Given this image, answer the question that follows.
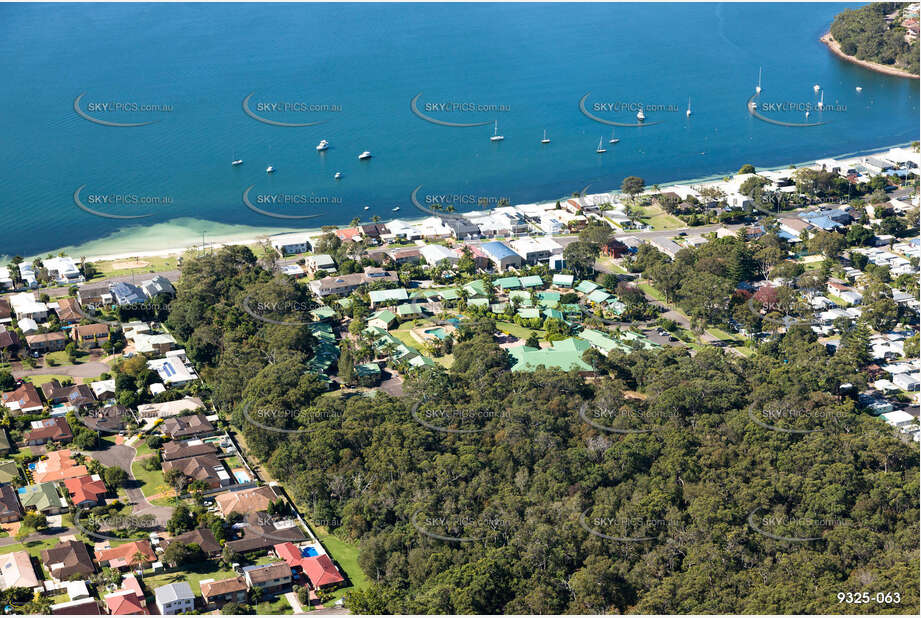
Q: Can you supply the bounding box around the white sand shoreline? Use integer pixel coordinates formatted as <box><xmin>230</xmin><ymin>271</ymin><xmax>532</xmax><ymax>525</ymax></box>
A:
<box><xmin>23</xmin><ymin>141</ymin><xmax>914</xmax><ymax>266</ymax></box>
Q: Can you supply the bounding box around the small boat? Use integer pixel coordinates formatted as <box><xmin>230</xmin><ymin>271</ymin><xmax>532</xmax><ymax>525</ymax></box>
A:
<box><xmin>541</xmin><ymin>129</ymin><xmax>550</xmax><ymax>144</ymax></box>
<box><xmin>686</xmin><ymin>97</ymin><xmax>692</xmax><ymax>117</ymax></box>
<box><xmin>756</xmin><ymin>67</ymin><xmax>762</xmax><ymax>94</ymax></box>
<box><xmin>636</xmin><ymin>107</ymin><xmax>645</xmax><ymax>122</ymax></box>
<box><xmin>813</xmin><ymin>84</ymin><xmax>821</xmax><ymax>93</ymax></box>
<box><xmin>856</xmin><ymin>86</ymin><xmax>862</xmax><ymax>93</ymax></box>
<box><xmin>266</xmin><ymin>166</ymin><xmax>275</xmax><ymax>174</ymax></box>
<box><xmin>316</xmin><ymin>140</ymin><xmax>329</xmax><ymax>151</ymax></box>
<box><xmin>595</xmin><ymin>137</ymin><xmax>607</xmax><ymax>154</ymax></box>
<box><xmin>358</xmin><ymin>151</ymin><xmax>372</xmax><ymax>160</ymax></box>
<box><xmin>363</xmin><ymin>205</ymin><xmax>370</xmax><ymax>210</ymax></box>
<box><xmin>231</xmin><ymin>159</ymin><xmax>243</xmax><ymax>166</ymax></box>
<box><xmin>490</xmin><ymin>119</ymin><xmax>504</xmax><ymax>142</ymax></box>
<box><xmin>817</xmin><ymin>90</ymin><xmax>824</xmax><ymax>110</ymax></box>
<box><xmin>608</xmin><ymin>129</ymin><xmax>620</xmax><ymax>144</ymax></box>
<box><xmin>334</xmin><ymin>172</ymin><xmax>343</xmax><ymax>179</ymax></box>
<box><xmin>805</xmin><ymin>110</ymin><xmax>810</xmax><ymax>119</ymax></box>
<box><xmin>392</xmin><ymin>206</ymin><xmax>400</xmax><ymax>212</ymax></box>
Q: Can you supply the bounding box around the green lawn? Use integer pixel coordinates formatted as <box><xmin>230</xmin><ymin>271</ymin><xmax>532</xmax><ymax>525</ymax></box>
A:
<box><xmin>139</xmin><ymin>560</ymin><xmax>239</xmax><ymax>597</ymax></box>
<box><xmin>23</xmin><ymin>374</ymin><xmax>75</xmax><ymax>386</ymax></box>
<box><xmin>130</xmin><ymin>459</ymin><xmax>168</xmax><ymax>498</ymax></box>
<box><xmin>639</xmin><ymin>205</ymin><xmax>684</xmax><ymax>230</ymax></box>
<box><xmin>45</xmin><ymin>349</ymin><xmax>89</xmax><ymax>366</ymax></box>
<box><xmin>312</xmin><ymin>528</ymin><xmax>367</xmax><ymax>603</ymax></box>
<box><xmin>495</xmin><ymin>321</ymin><xmax>545</xmax><ymax>341</ymax></box>
<box><xmin>92</xmin><ymin>255</ymin><xmax>180</xmax><ymax>279</ymax></box>
<box><xmin>0</xmin><ymin>536</ymin><xmax>62</xmax><ymax>558</ymax></box>
<box><xmin>254</xmin><ymin>597</ymin><xmax>294</xmax><ymax>615</ymax></box>
<box><xmin>637</xmin><ymin>283</ymin><xmax>666</xmax><ymax>302</ymax></box>
<box><xmin>706</xmin><ymin>327</ymin><xmax>744</xmax><ymax>344</ymax></box>
<box><xmin>391</xmin><ymin>322</ymin><xmax>454</xmax><ymax>368</ymax></box>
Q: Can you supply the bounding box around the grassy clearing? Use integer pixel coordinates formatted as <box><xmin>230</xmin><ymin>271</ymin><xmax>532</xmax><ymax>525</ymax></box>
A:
<box><xmin>130</xmin><ymin>459</ymin><xmax>168</xmax><ymax>498</ymax></box>
<box><xmin>254</xmin><ymin>597</ymin><xmax>294</xmax><ymax>615</ymax></box>
<box><xmin>494</xmin><ymin>321</ymin><xmax>545</xmax><ymax>340</ymax></box>
<box><xmin>22</xmin><ymin>374</ymin><xmax>75</xmax><ymax>386</ymax></box>
<box><xmin>637</xmin><ymin>283</ymin><xmax>666</xmax><ymax>302</ymax></box>
<box><xmin>638</xmin><ymin>205</ymin><xmax>684</xmax><ymax>230</ymax></box>
<box><xmin>313</xmin><ymin>527</ymin><xmax>367</xmax><ymax>603</ymax></box>
<box><xmin>91</xmin><ymin>255</ymin><xmax>180</xmax><ymax>279</ymax></box>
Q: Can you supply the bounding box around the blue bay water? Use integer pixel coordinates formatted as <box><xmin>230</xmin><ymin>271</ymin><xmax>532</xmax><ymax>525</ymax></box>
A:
<box><xmin>0</xmin><ymin>2</ymin><xmax>918</xmax><ymax>258</ymax></box>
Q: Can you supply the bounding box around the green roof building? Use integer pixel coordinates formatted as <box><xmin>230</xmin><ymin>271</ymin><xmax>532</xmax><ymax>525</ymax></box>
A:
<box><xmin>586</xmin><ymin>289</ymin><xmax>613</xmax><ymax>304</ymax></box>
<box><xmin>508</xmin><ymin>338</ymin><xmax>594</xmax><ymax>373</ymax></box>
<box><xmin>467</xmin><ymin>298</ymin><xmax>489</xmax><ymax>308</ymax></box>
<box><xmin>490</xmin><ymin>302</ymin><xmax>507</xmax><ymax>313</ymax></box>
<box><xmin>494</xmin><ymin>277</ymin><xmax>521</xmax><ymax>290</ymax></box>
<box><xmin>462</xmin><ymin>280</ymin><xmax>488</xmax><ymax>297</ymax></box>
<box><xmin>580</xmin><ymin>329</ymin><xmax>632</xmax><ymax>355</ymax></box>
<box><xmin>367</xmin><ymin>310</ymin><xmax>398</xmax><ymax>330</ymax></box>
<box><xmin>575</xmin><ymin>280</ymin><xmax>600</xmax><ymax>294</ymax></box>
<box><xmin>0</xmin><ymin>460</ymin><xmax>20</xmax><ymax>484</ymax></box>
<box><xmin>310</xmin><ymin>306</ymin><xmax>337</xmax><ymax>321</ymax></box>
<box><xmin>508</xmin><ymin>291</ymin><xmax>533</xmax><ymax>307</ymax></box>
<box><xmin>355</xmin><ymin>362</ymin><xmax>382</xmax><ymax>387</ymax></box>
<box><xmin>517</xmin><ymin>308</ymin><xmax>541</xmax><ymax>319</ymax></box>
<box><xmin>19</xmin><ymin>482</ymin><xmax>67</xmax><ymax>514</ymax></box>
<box><xmin>306</xmin><ymin>322</ymin><xmax>338</xmax><ymax>384</ymax></box>
<box><xmin>519</xmin><ymin>275</ymin><xmax>544</xmax><ymax>288</ymax></box>
<box><xmin>552</xmin><ymin>274</ymin><xmax>574</xmax><ymax>288</ymax></box>
<box><xmin>369</xmin><ymin>288</ymin><xmax>409</xmax><ymax>306</ymax></box>
<box><xmin>396</xmin><ymin>303</ymin><xmax>423</xmax><ymax>317</ymax></box>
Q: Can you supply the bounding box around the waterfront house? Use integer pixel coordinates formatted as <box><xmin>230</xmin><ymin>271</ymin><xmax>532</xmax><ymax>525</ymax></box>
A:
<box><xmin>140</xmin><ymin>275</ymin><xmax>175</xmax><ymax>298</ymax></box>
<box><xmin>54</xmin><ymin>297</ymin><xmax>83</xmax><ymax>324</ymax></box>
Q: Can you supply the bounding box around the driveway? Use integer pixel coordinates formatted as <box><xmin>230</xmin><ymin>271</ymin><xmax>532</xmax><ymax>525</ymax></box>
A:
<box><xmin>83</xmin><ymin>442</ymin><xmax>174</xmax><ymax>527</ymax></box>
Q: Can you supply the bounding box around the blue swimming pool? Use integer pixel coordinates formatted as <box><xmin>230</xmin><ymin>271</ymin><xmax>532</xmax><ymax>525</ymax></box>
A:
<box><xmin>234</xmin><ymin>470</ymin><xmax>251</xmax><ymax>483</ymax></box>
<box><xmin>301</xmin><ymin>547</ymin><xmax>319</xmax><ymax>557</ymax></box>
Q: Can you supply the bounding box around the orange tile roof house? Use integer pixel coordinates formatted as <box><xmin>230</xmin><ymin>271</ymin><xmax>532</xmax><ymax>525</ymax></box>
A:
<box><xmin>33</xmin><ymin>449</ymin><xmax>88</xmax><ymax>483</ymax></box>
<box><xmin>104</xmin><ymin>590</ymin><xmax>146</xmax><ymax>615</ymax></box>
<box><xmin>0</xmin><ymin>550</ymin><xmax>40</xmax><ymax>589</ymax></box>
<box><xmin>55</xmin><ymin>297</ymin><xmax>83</xmax><ymax>324</ymax></box>
<box><xmin>64</xmin><ymin>474</ymin><xmax>108</xmax><ymax>507</ymax></box>
<box><xmin>214</xmin><ymin>485</ymin><xmax>279</xmax><ymax>518</ymax></box>
<box><xmin>94</xmin><ymin>540</ymin><xmax>156</xmax><ymax>570</ymax></box>
<box><xmin>301</xmin><ymin>553</ymin><xmax>345</xmax><ymax>589</ymax></box>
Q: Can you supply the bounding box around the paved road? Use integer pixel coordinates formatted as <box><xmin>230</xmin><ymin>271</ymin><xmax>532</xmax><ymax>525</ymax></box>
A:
<box><xmin>1</xmin><ymin>270</ymin><xmax>180</xmax><ymax>300</ymax></box>
<box><xmin>84</xmin><ymin>442</ymin><xmax>174</xmax><ymax>527</ymax></box>
<box><xmin>0</xmin><ymin>525</ymin><xmax>80</xmax><ymax>548</ymax></box>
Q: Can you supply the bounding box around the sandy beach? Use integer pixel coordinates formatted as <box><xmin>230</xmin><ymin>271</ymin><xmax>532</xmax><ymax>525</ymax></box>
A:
<box><xmin>29</xmin><ymin>142</ymin><xmax>915</xmax><ymax>267</ymax></box>
<box><xmin>821</xmin><ymin>33</ymin><xmax>919</xmax><ymax>80</ymax></box>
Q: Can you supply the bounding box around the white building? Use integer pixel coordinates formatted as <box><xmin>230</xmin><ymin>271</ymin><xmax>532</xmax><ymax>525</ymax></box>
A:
<box><xmin>140</xmin><ymin>275</ymin><xmax>175</xmax><ymax>298</ymax></box>
<box><xmin>154</xmin><ymin>582</ymin><xmax>195</xmax><ymax>615</ymax></box>
<box><xmin>510</xmin><ymin>236</ymin><xmax>563</xmax><ymax>264</ymax></box>
<box><xmin>270</xmin><ymin>232</ymin><xmax>314</xmax><ymax>255</ymax></box>
<box><xmin>147</xmin><ymin>350</ymin><xmax>199</xmax><ymax>387</ymax></box>
<box><xmin>9</xmin><ymin>293</ymin><xmax>48</xmax><ymax>321</ymax></box>
<box><xmin>17</xmin><ymin>264</ymin><xmax>37</xmax><ymax>288</ymax></box>
<box><xmin>419</xmin><ymin>244</ymin><xmax>459</xmax><ymax>266</ymax></box>
<box><xmin>43</xmin><ymin>257</ymin><xmax>84</xmax><ymax>284</ymax></box>
<box><xmin>0</xmin><ymin>267</ymin><xmax>12</xmax><ymax>290</ymax></box>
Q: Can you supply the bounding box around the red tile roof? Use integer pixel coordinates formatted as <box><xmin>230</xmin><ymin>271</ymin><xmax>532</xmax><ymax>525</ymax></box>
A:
<box><xmin>301</xmin><ymin>553</ymin><xmax>344</xmax><ymax>588</ymax></box>
<box><xmin>94</xmin><ymin>540</ymin><xmax>156</xmax><ymax>568</ymax></box>
<box><xmin>105</xmin><ymin>591</ymin><xmax>146</xmax><ymax>615</ymax></box>
<box><xmin>64</xmin><ymin>474</ymin><xmax>108</xmax><ymax>505</ymax></box>
<box><xmin>273</xmin><ymin>542</ymin><xmax>303</xmax><ymax>568</ymax></box>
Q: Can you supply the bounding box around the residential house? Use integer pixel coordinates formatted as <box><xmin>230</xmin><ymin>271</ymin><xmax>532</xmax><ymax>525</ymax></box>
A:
<box><xmin>50</xmin><ymin>598</ymin><xmax>101</xmax><ymax>615</ymax></box>
<box><xmin>160</xmin><ymin>414</ymin><xmax>214</xmax><ymax>439</ymax></box>
<box><xmin>0</xmin><ymin>326</ymin><xmax>17</xmax><ymax>354</ymax></box>
<box><xmin>1</xmin><ymin>382</ymin><xmax>43</xmax><ymax>414</ymax></box>
<box><xmin>89</xmin><ymin>379</ymin><xmax>116</xmax><ymax>401</ymax></box>
<box><xmin>270</xmin><ymin>232</ymin><xmax>313</xmax><ymax>256</ymax></box>
<box><xmin>0</xmin><ymin>484</ymin><xmax>23</xmax><ymax>523</ymax></box>
<box><xmin>301</xmin><ymin>554</ymin><xmax>345</xmax><ymax>590</ymax></box>
<box><xmin>43</xmin><ymin>257</ymin><xmax>83</xmax><ymax>285</ymax></box>
<box><xmin>0</xmin><ymin>429</ymin><xmax>10</xmax><ymax>457</ymax></box>
<box><xmin>42</xmin><ymin>540</ymin><xmax>96</xmax><ymax>579</ymax></box>
<box><xmin>509</xmin><ymin>237</ymin><xmax>563</xmax><ymax>264</ymax></box>
<box><xmin>419</xmin><ymin>244</ymin><xmax>460</xmax><ymax>267</ymax></box>
<box><xmin>54</xmin><ymin>298</ymin><xmax>83</xmax><ymax>324</ymax></box>
<box><xmin>161</xmin><ymin>440</ymin><xmax>219</xmax><ymax>462</ymax></box>
<box><xmin>147</xmin><ymin>350</ymin><xmax>199</xmax><ymax>387</ymax></box>
<box><xmin>139</xmin><ymin>275</ymin><xmax>175</xmax><ymax>299</ymax></box>
<box><xmin>214</xmin><ymin>485</ymin><xmax>279</xmax><ymax>518</ymax></box>
<box><xmin>133</xmin><ymin>332</ymin><xmax>177</xmax><ymax>355</ymax></box>
<box><xmin>76</xmin><ymin>283</ymin><xmax>112</xmax><ymax>308</ymax></box>
<box><xmin>243</xmin><ymin>562</ymin><xmax>292</xmax><ymax>593</ymax></box>
<box><xmin>104</xmin><ymin>590</ymin><xmax>146</xmax><ymax>616</ymax></box>
<box><xmin>160</xmin><ymin>527</ymin><xmax>221</xmax><ymax>559</ymax></box>
<box><xmin>41</xmin><ymin>380</ymin><xmax>96</xmax><ymax>408</ymax></box>
<box><xmin>308</xmin><ymin>269</ymin><xmax>397</xmax><ymax>298</ymax></box>
<box><xmin>154</xmin><ymin>582</ymin><xmax>196</xmax><ymax>615</ymax></box>
<box><xmin>33</xmin><ymin>449</ymin><xmax>89</xmax><ymax>483</ymax></box>
<box><xmin>95</xmin><ymin>540</ymin><xmax>157</xmax><ymax>570</ymax></box>
<box><xmin>17</xmin><ymin>318</ymin><xmax>38</xmax><ymax>334</ymax></box>
<box><xmin>226</xmin><ymin>511</ymin><xmax>307</xmax><ymax>554</ymax></box>
<box><xmin>71</xmin><ymin>323</ymin><xmax>109</xmax><ymax>348</ymax></box>
<box><xmin>136</xmin><ymin>396</ymin><xmax>204</xmax><ymax>419</ymax></box>
<box><xmin>389</xmin><ymin>248</ymin><xmax>422</xmax><ymax>265</ymax></box>
<box><xmin>778</xmin><ymin>217</ymin><xmax>811</xmax><ymax>239</ymax></box>
<box><xmin>9</xmin><ymin>293</ymin><xmax>48</xmax><ymax>321</ymax></box>
<box><xmin>200</xmin><ymin>576</ymin><xmax>248</xmax><ymax>608</ymax></box>
<box><xmin>305</xmin><ymin>254</ymin><xmax>336</xmax><ymax>274</ymax></box>
<box><xmin>0</xmin><ymin>460</ymin><xmax>20</xmax><ymax>484</ymax></box>
<box><xmin>25</xmin><ymin>417</ymin><xmax>74</xmax><ymax>446</ymax></box>
<box><xmin>109</xmin><ymin>282</ymin><xmax>146</xmax><ymax>306</ymax></box>
<box><xmin>64</xmin><ymin>474</ymin><xmax>108</xmax><ymax>507</ymax></box>
<box><xmin>161</xmin><ymin>454</ymin><xmax>231</xmax><ymax>490</ymax></box>
<box><xmin>441</xmin><ymin>216</ymin><xmax>481</xmax><ymax>240</ymax></box>
<box><xmin>0</xmin><ymin>269</ymin><xmax>11</xmax><ymax>293</ymax></box>
<box><xmin>0</xmin><ymin>550</ymin><xmax>39</xmax><ymax>590</ymax></box>
<box><xmin>366</xmin><ymin>309</ymin><xmax>398</xmax><ymax>330</ymax></box>
<box><xmin>83</xmin><ymin>404</ymin><xmax>130</xmax><ymax>433</ymax></box>
<box><xmin>25</xmin><ymin>331</ymin><xmax>68</xmax><ymax>354</ymax></box>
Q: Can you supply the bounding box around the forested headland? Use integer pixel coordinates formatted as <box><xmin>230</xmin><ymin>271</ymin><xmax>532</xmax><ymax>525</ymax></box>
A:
<box><xmin>166</xmin><ymin>245</ymin><xmax>919</xmax><ymax>614</ymax></box>
<box><xmin>829</xmin><ymin>2</ymin><xmax>919</xmax><ymax>75</ymax></box>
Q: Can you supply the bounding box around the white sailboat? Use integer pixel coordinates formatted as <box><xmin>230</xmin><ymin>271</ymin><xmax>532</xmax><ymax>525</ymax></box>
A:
<box><xmin>541</xmin><ymin>129</ymin><xmax>550</xmax><ymax>144</ymax></box>
<box><xmin>813</xmin><ymin>84</ymin><xmax>821</xmax><ymax>94</ymax></box>
<box><xmin>636</xmin><ymin>107</ymin><xmax>645</xmax><ymax>122</ymax></box>
<box><xmin>231</xmin><ymin>152</ymin><xmax>243</xmax><ymax>166</ymax></box>
<box><xmin>316</xmin><ymin>139</ymin><xmax>329</xmax><ymax>151</ymax></box>
<box><xmin>855</xmin><ymin>86</ymin><xmax>863</xmax><ymax>93</ymax></box>
<box><xmin>608</xmin><ymin>129</ymin><xmax>620</xmax><ymax>144</ymax></box>
<box><xmin>334</xmin><ymin>172</ymin><xmax>343</xmax><ymax>179</ymax></box>
<box><xmin>686</xmin><ymin>97</ymin><xmax>692</xmax><ymax>117</ymax></box>
<box><xmin>817</xmin><ymin>90</ymin><xmax>824</xmax><ymax>110</ymax></box>
<box><xmin>358</xmin><ymin>151</ymin><xmax>372</xmax><ymax>160</ymax></box>
<box><xmin>265</xmin><ymin>165</ymin><xmax>275</xmax><ymax>174</ymax></box>
<box><xmin>490</xmin><ymin>120</ymin><xmax>504</xmax><ymax>142</ymax></box>
<box><xmin>595</xmin><ymin>137</ymin><xmax>607</xmax><ymax>154</ymax></box>
<box><xmin>756</xmin><ymin>67</ymin><xmax>762</xmax><ymax>94</ymax></box>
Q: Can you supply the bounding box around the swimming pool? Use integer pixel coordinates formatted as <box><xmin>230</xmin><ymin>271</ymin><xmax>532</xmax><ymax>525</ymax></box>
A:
<box><xmin>233</xmin><ymin>470</ymin><xmax>251</xmax><ymax>483</ymax></box>
<box><xmin>301</xmin><ymin>547</ymin><xmax>319</xmax><ymax>557</ymax></box>
<box><xmin>424</xmin><ymin>327</ymin><xmax>448</xmax><ymax>340</ymax></box>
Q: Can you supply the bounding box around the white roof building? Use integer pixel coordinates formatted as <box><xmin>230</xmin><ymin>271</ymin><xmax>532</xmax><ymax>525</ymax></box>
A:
<box><xmin>147</xmin><ymin>350</ymin><xmax>199</xmax><ymax>386</ymax></box>
<box><xmin>9</xmin><ymin>293</ymin><xmax>48</xmax><ymax>320</ymax></box>
<box><xmin>43</xmin><ymin>257</ymin><xmax>84</xmax><ymax>284</ymax></box>
<box><xmin>419</xmin><ymin>244</ymin><xmax>459</xmax><ymax>266</ymax></box>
